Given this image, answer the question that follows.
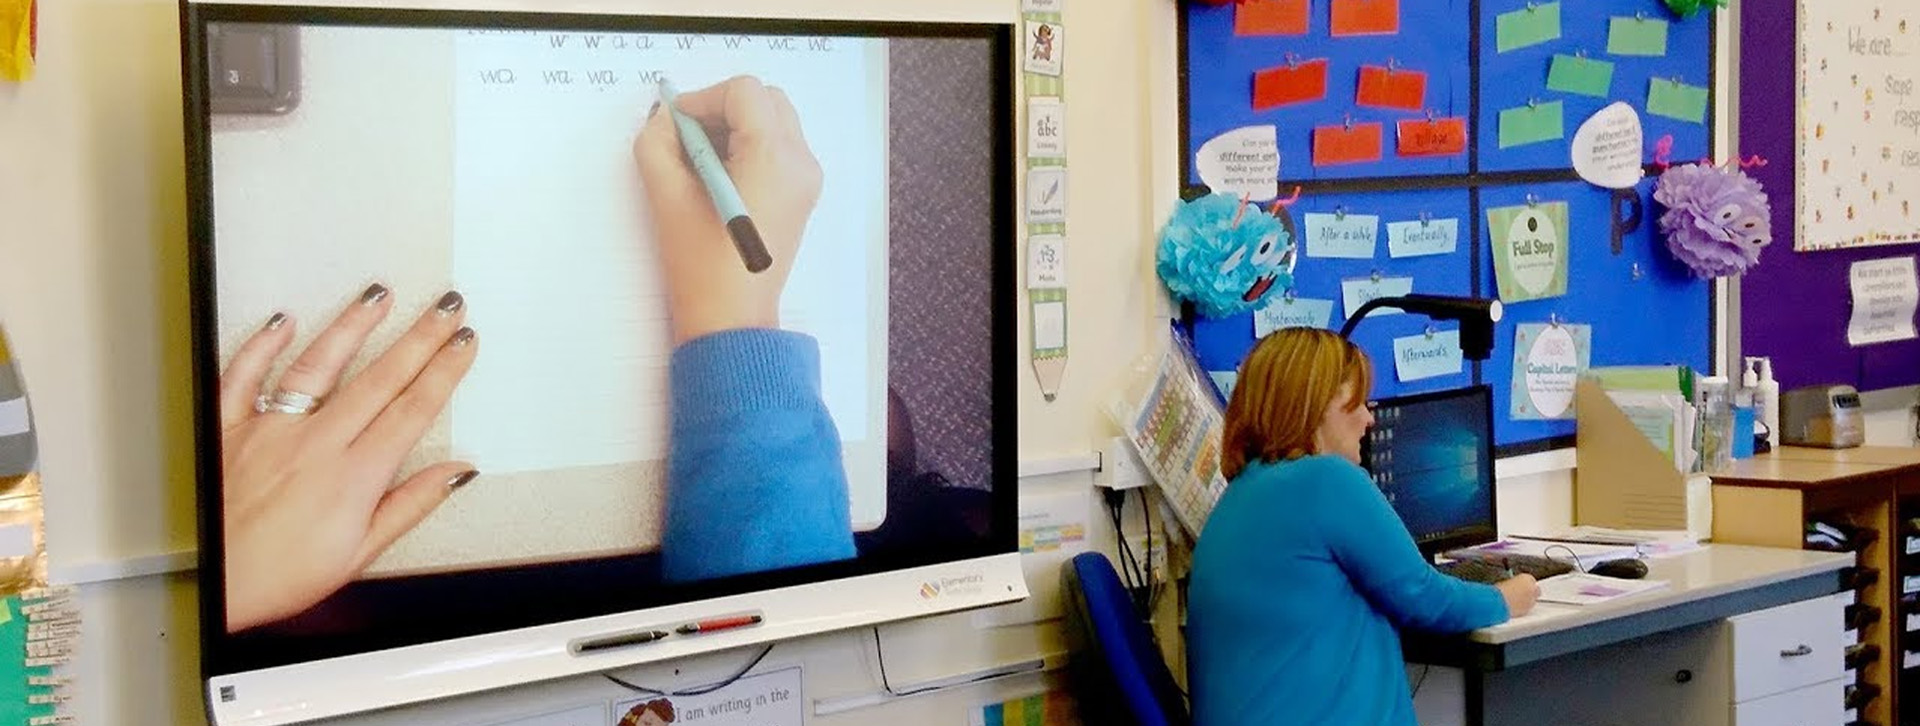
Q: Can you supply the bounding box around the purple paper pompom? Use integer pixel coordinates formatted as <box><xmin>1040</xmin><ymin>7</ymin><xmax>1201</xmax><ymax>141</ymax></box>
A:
<box><xmin>1651</xmin><ymin>163</ymin><xmax>1773</xmax><ymax>279</ymax></box>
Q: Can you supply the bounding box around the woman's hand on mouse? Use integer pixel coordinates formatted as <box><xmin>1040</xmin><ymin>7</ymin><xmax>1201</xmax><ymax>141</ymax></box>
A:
<box><xmin>1496</xmin><ymin>574</ymin><xmax>1541</xmax><ymax>617</ymax></box>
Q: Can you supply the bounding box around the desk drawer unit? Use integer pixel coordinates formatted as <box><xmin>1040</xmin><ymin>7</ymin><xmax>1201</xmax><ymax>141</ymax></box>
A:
<box><xmin>1726</xmin><ymin>594</ymin><xmax>1848</xmax><ymax>702</ymax></box>
<box><xmin>1729</xmin><ymin>678</ymin><xmax>1847</xmax><ymax>726</ymax></box>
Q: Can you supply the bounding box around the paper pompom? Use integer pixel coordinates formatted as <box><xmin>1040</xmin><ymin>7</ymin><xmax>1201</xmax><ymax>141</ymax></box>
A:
<box><xmin>1156</xmin><ymin>193</ymin><xmax>1296</xmax><ymax>318</ymax></box>
<box><xmin>1652</xmin><ymin>162</ymin><xmax>1772</xmax><ymax>279</ymax></box>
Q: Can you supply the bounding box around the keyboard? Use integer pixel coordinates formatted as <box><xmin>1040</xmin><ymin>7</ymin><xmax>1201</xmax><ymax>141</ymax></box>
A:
<box><xmin>1436</xmin><ymin>555</ymin><xmax>1576</xmax><ymax>584</ymax></box>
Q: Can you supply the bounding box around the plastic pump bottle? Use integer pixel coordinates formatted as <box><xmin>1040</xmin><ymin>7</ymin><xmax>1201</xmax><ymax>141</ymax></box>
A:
<box><xmin>1753</xmin><ymin>357</ymin><xmax>1780</xmax><ymax>449</ymax></box>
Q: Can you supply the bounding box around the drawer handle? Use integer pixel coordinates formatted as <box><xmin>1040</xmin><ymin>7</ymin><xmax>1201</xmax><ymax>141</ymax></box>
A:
<box><xmin>1779</xmin><ymin>645</ymin><xmax>1813</xmax><ymax>658</ymax></box>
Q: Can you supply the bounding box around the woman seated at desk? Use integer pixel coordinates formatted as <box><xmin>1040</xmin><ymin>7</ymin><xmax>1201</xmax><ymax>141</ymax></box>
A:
<box><xmin>1188</xmin><ymin>328</ymin><xmax>1541</xmax><ymax>726</ymax></box>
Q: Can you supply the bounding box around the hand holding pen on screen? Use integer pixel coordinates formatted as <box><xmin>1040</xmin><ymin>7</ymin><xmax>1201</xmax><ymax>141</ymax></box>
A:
<box><xmin>218</xmin><ymin>285</ymin><xmax>480</xmax><ymax>632</ymax></box>
<box><xmin>634</xmin><ymin>75</ymin><xmax>823</xmax><ymax>344</ymax></box>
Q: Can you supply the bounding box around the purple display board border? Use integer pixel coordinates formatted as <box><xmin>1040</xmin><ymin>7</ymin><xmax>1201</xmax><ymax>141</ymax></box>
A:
<box><xmin>1739</xmin><ymin>0</ymin><xmax>1920</xmax><ymax>393</ymax></box>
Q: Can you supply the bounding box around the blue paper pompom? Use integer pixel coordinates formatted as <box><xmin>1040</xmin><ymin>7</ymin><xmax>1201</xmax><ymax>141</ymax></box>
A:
<box><xmin>1156</xmin><ymin>194</ymin><xmax>1296</xmax><ymax>318</ymax></box>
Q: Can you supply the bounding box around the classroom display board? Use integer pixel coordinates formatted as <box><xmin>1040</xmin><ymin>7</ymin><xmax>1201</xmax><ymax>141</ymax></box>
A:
<box><xmin>1739</xmin><ymin>0</ymin><xmax>1920</xmax><ymax>393</ymax></box>
<box><xmin>1793</xmin><ymin>2</ymin><xmax>1920</xmax><ymax>251</ymax></box>
<box><xmin>1181</xmin><ymin>0</ymin><xmax>1717</xmax><ymax>452</ymax></box>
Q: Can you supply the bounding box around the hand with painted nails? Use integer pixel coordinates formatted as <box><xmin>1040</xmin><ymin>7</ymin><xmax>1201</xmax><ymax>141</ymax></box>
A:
<box><xmin>633</xmin><ymin>74</ymin><xmax>823</xmax><ymax>345</ymax></box>
<box><xmin>218</xmin><ymin>284</ymin><xmax>480</xmax><ymax>633</ymax></box>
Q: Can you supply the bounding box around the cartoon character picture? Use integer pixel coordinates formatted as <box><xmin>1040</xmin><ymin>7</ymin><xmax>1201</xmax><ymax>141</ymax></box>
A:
<box><xmin>1031</xmin><ymin>24</ymin><xmax>1056</xmax><ymax>62</ymax></box>
<box><xmin>1022</xmin><ymin>22</ymin><xmax>1063</xmax><ymax>76</ymax></box>
<box><xmin>1155</xmin><ymin>191</ymin><xmax>1298</xmax><ymax>318</ymax></box>
<box><xmin>620</xmin><ymin>699</ymin><xmax>677</xmax><ymax>726</ymax></box>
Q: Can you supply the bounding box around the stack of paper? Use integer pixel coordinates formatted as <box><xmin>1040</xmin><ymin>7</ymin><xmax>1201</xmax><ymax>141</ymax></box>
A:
<box><xmin>1537</xmin><ymin>573</ymin><xmax>1670</xmax><ymax>606</ymax></box>
<box><xmin>1523</xmin><ymin>526</ymin><xmax>1708</xmax><ymax>559</ymax></box>
<box><xmin>1443</xmin><ymin>538</ymin><xmax>1639</xmax><ymax>572</ymax></box>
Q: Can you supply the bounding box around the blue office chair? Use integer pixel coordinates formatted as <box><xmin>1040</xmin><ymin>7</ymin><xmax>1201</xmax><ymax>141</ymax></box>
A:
<box><xmin>1061</xmin><ymin>552</ymin><xmax>1190</xmax><ymax>726</ymax></box>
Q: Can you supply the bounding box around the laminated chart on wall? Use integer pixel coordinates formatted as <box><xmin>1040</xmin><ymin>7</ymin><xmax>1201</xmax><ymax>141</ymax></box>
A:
<box><xmin>1794</xmin><ymin>2</ymin><xmax>1920</xmax><ymax>251</ymax></box>
<box><xmin>1107</xmin><ymin>328</ymin><xmax>1228</xmax><ymax>537</ymax></box>
<box><xmin>1179</xmin><ymin>0</ymin><xmax>1717</xmax><ymax>452</ymax></box>
<box><xmin>1025</xmin><ymin>2</ymin><xmax>1069</xmax><ymax>401</ymax></box>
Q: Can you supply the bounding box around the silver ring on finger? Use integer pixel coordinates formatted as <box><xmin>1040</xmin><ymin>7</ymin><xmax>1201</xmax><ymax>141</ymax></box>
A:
<box><xmin>255</xmin><ymin>388</ymin><xmax>323</xmax><ymax>415</ymax></box>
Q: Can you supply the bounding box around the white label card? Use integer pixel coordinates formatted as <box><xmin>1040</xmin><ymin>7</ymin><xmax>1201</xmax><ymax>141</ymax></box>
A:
<box><xmin>1849</xmin><ymin>257</ymin><xmax>1920</xmax><ymax>346</ymax></box>
<box><xmin>1027</xmin><ymin>235</ymin><xmax>1067</xmax><ymax>289</ymax></box>
<box><xmin>1027</xmin><ymin>96</ymin><xmax>1067</xmax><ymax>159</ymax></box>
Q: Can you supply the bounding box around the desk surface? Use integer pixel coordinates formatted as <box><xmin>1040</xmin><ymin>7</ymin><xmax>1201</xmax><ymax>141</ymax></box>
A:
<box><xmin>1407</xmin><ymin>544</ymin><xmax>1853</xmax><ymax>670</ymax></box>
<box><xmin>1711</xmin><ymin>455</ymin><xmax>1895</xmax><ymax>488</ymax></box>
<box><xmin>1764</xmin><ymin>445</ymin><xmax>1920</xmax><ymax>468</ymax></box>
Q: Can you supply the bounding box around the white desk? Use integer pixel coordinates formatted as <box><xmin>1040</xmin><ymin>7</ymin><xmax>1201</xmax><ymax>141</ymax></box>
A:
<box><xmin>1406</xmin><ymin>544</ymin><xmax>1856</xmax><ymax>726</ymax></box>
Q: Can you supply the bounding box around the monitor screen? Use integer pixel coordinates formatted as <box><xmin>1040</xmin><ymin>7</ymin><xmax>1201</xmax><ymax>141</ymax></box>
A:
<box><xmin>1361</xmin><ymin>385</ymin><xmax>1497</xmax><ymax>556</ymax></box>
<box><xmin>183</xmin><ymin>6</ymin><xmax>1016</xmax><ymax>680</ymax></box>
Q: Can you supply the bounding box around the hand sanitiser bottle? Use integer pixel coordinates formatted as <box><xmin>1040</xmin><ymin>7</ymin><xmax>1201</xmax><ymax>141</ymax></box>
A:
<box><xmin>1755</xmin><ymin>357</ymin><xmax>1781</xmax><ymax>449</ymax></box>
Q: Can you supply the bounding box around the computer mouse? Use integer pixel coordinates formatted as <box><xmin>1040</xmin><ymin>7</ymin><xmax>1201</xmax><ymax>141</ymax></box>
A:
<box><xmin>1591</xmin><ymin>558</ymin><xmax>1648</xmax><ymax>580</ymax></box>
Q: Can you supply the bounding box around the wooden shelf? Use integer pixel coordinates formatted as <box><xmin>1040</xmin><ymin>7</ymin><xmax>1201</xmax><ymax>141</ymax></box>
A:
<box><xmin>1707</xmin><ymin>447</ymin><xmax>1920</xmax><ymax>726</ymax></box>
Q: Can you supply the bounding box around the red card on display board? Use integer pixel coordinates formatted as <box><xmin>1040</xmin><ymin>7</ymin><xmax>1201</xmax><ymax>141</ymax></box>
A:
<box><xmin>1252</xmin><ymin>59</ymin><xmax>1329</xmax><ymax>110</ymax></box>
<box><xmin>1235</xmin><ymin>0</ymin><xmax>1310</xmax><ymax>36</ymax></box>
<box><xmin>1313</xmin><ymin>122</ymin><xmax>1385</xmax><ymax>166</ymax></box>
<box><xmin>1331</xmin><ymin>0</ymin><xmax>1400</xmax><ymax>36</ymax></box>
<box><xmin>1355</xmin><ymin>65</ymin><xmax>1427</xmax><ymax>111</ymax></box>
<box><xmin>1396</xmin><ymin>117</ymin><xmax>1468</xmax><ymax>157</ymax></box>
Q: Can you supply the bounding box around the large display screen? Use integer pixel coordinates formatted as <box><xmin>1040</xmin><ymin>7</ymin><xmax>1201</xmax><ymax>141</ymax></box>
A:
<box><xmin>184</xmin><ymin>7</ymin><xmax>1014</xmax><ymax>677</ymax></box>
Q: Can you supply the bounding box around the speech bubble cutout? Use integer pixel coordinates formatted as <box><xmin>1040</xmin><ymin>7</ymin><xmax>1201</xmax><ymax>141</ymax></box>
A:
<box><xmin>1195</xmin><ymin>125</ymin><xmax>1280</xmax><ymax>202</ymax></box>
<box><xmin>1571</xmin><ymin>102</ymin><xmax>1645</xmax><ymax>190</ymax></box>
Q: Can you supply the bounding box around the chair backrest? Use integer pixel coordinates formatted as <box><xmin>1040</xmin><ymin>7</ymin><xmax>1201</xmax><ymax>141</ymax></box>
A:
<box><xmin>1061</xmin><ymin>552</ymin><xmax>1190</xmax><ymax>726</ymax></box>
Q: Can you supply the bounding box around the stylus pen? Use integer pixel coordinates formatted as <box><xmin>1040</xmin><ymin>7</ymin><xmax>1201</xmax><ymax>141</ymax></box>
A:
<box><xmin>575</xmin><ymin>629</ymin><xmax>671</xmax><ymax>654</ymax></box>
<box><xmin>656</xmin><ymin>78</ymin><xmax>774</xmax><ymax>274</ymax></box>
<box><xmin>677</xmin><ymin>614</ymin><xmax>764</xmax><ymax>635</ymax></box>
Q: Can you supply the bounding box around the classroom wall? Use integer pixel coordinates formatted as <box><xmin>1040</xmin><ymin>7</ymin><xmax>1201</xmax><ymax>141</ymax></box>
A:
<box><xmin>0</xmin><ymin>0</ymin><xmax>1590</xmax><ymax>724</ymax></box>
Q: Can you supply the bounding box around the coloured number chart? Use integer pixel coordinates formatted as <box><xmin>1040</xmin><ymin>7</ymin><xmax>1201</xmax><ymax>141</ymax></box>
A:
<box><xmin>1180</xmin><ymin>0</ymin><xmax>1717</xmax><ymax>453</ymax></box>
<box><xmin>1108</xmin><ymin>327</ymin><xmax>1230</xmax><ymax>535</ymax></box>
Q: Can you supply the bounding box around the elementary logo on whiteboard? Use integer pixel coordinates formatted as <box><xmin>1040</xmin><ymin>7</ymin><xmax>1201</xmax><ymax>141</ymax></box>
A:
<box><xmin>919</xmin><ymin>573</ymin><xmax>986</xmax><ymax>599</ymax></box>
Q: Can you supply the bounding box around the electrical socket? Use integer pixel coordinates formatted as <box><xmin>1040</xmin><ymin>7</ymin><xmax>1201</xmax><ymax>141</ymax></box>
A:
<box><xmin>1104</xmin><ymin>436</ymin><xmax>1151</xmax><ymax>490</ymax></box>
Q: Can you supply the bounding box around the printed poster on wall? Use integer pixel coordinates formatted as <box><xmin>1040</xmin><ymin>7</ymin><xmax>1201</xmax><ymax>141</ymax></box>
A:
<box><xmin>1488</xmin><ymin>202</ymin><xmax>1570</xmax><ymax>303</ymax></box>
<box><xmin>1796</xmin><ymin>1</ymin><xmax>1920</xmax><ymax>251</ymax></box>
<box><xmin>1848</xmin><ymin>256</ymin><xmax>1920</xmax><ymax>346</ymax></box>
<box><xmin>611</xmin><ymin>667</ymin><xmax>804</xmax><ymax>726</ymax></box>
<box><xmin>1510</xmin><ymin>322</ymin><xmax>1592</xmax><ymax>420</ymax></box>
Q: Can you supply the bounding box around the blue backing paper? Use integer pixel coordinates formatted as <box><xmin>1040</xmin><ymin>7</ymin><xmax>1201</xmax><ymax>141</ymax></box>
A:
<box><xmin>1477</xmin><ymin>0</ymin><xmax>1712</xmax><ymax>173</ymax></box>
<box><xmin>1184</xmin><ymin>0</ymin><xmax>1472</xmax><ymax>184</ymax></box>
<box><xmin>1189</xmin><ymin>188</ymin><xmax>1475</xmax><ymax>402</ymax></box>
<box><xmin>1478</xmin><ymin>179</ymin><xmax>1710</xmax><ymax>446</ymax></box>
<box><xmin>1180</xmin><ymin>0</ymin><xmax>1715</xmax><ymax>451</ymax></box>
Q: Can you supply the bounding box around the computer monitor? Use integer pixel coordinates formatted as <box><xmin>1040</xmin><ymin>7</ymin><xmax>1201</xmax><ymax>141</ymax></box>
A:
<box><xmin>1360</xmin><ymin>385</ymin><xmax>1498</xmax><ymax>558</ymax></box>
